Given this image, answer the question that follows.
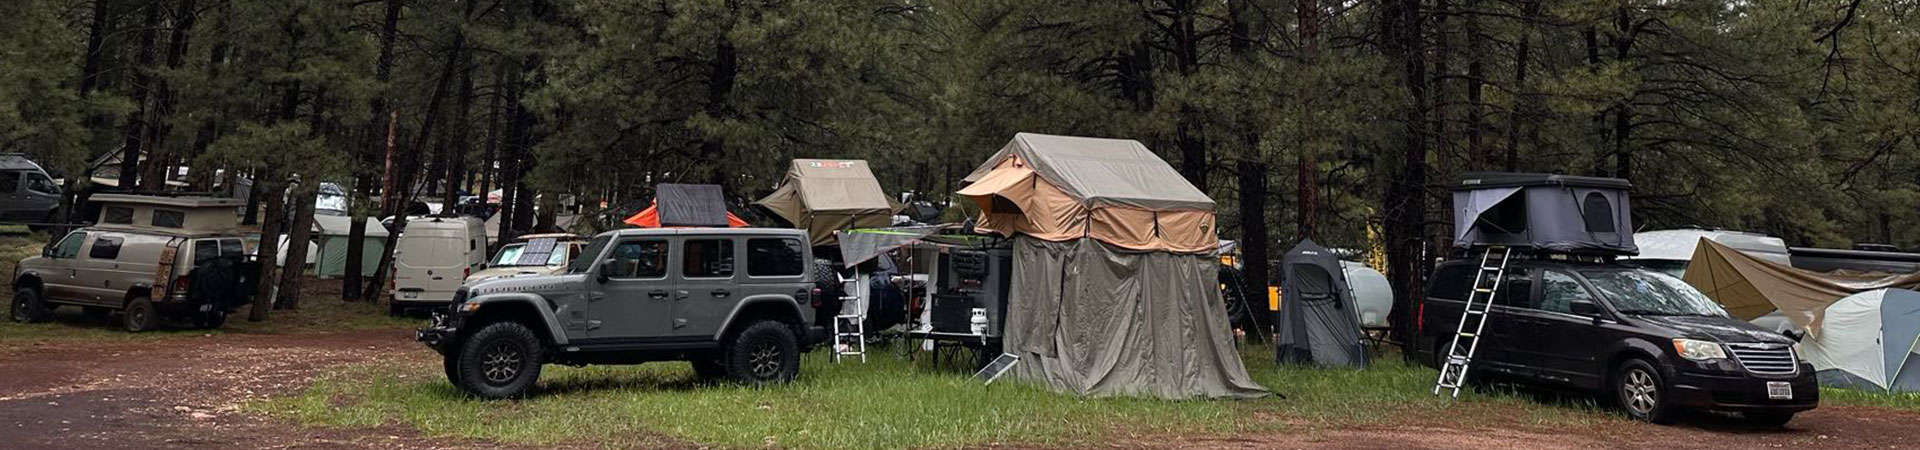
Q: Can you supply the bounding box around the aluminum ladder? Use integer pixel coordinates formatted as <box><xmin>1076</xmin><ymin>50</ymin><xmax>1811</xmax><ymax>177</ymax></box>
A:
<box><xmin>832</xmin><ymin>314</ymin><xmax>866</xmax><ymax>363</ymax></box>
<box><xmin>1433</xmin><ymin>245</ymin><xmax>1512</xmax><ymax>397</ymax></box>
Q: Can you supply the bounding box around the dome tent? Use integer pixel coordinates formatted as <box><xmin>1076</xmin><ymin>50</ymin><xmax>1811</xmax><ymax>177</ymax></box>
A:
<box><xmin>958</xmin><ymin>132</ymin><xmax>1265</xmax><ymax>399</ymax></box>
<box><xmin>1798</xmin><ymin>289</ymin><xmax>1920</xmax><ymax>392</ymax></box>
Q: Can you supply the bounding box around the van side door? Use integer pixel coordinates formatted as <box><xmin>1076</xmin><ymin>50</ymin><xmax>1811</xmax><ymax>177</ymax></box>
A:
<box><xmin>1478</xmin><ymin>267</ymin><xmax>1538</xmax><ymax>378</ymax></box>
<box><xmin>672</xmin><ymin>237</ymin><xmax>739</xmax><ymax>337</ymax></box>
<box><xmin>20</xmin><ymin>171</ymin><xmax>58</xmax><ymax>219</ymax></box>
<box><xmin>1512</xmin><ymin>269</ymin><xmax>1611</xmax><ymax>389</ymax></box>
<box><xmin>0</xmin><ymin>170</ymin><xmax>24</xmax><ymax>220</ymax></box>
<box><xmin>76</xmin><ymin>232</ymin><xmax>128</xmax><ymax>305</ymax></box>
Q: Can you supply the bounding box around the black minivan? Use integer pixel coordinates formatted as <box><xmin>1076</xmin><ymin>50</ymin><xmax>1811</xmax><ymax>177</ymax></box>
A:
<box><xmin>1417</xmin><ymin>259</ymin><xmax>1818</xmax><ymax>425</ymax></box>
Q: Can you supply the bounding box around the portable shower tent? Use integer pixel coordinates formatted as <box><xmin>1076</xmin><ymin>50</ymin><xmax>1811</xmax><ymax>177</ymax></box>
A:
<box><xmin>957</xmin><ymin>132</ymin><xmax>1266</xmax><ymax>399</ymax></box>
<box><xmin>311</xmin><ymin>214</ymin><xmax>389</xmax><ymax>278</ymax></box>
<box><xmin>1797</xmin><ymin>289</ymin><xmax>1920</xmax><ymax>392</ymax></box>
<box><xmin>1275</xmin><ymin>239</ymin><xmax>1368</xmax><ymax>368</ymax></box>
<box><xmin>755</xmin><ymin>159</ymin><xmax>899</xmax><ymax>245</ymax></box>
<box><xmin>1452</xmin><ymin>172</ymin><xmax>1636</xmax><ymax>254</ymax></box>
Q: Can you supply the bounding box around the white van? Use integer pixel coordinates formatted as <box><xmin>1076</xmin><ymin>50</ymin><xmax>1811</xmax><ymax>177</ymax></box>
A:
<box><xmin>391</xmin><ymin>216</ymin><xmax>487</xmax><ymax>313</ymax></box>
<box><xmin>1624</xmin><ymin>228</ymin><xmax>1792</xmax><ymax>277</ymax></box>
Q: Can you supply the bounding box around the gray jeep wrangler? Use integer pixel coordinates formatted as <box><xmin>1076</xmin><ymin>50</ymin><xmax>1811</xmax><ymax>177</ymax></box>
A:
<box><xmin>417</xmin><ymin>228</ymin><xmax>828</xmax><ymax>398</ymax></box>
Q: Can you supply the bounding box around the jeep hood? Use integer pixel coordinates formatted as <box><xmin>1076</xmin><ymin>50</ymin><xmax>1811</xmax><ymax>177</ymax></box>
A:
<box><xmin>465</xmin><ymin>273</ymin><xmax>587</xmax><ymax>296</ymax></box>
<box><xmin>466</xmin><ymin>265</ymin><xmax>564</xmax><ymax>283</ymax></box>
<box><xmin>1632</xmin><ymin>315</ymin><xmax>1795</xmax><ymax>345</ymax></box>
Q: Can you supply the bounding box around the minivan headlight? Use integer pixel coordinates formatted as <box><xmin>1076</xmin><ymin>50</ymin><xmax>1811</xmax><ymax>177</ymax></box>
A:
<box><xmin>1673</xmin><ymin>338</ymin><xmax>1728</xmax><ymax>361</ymax></box>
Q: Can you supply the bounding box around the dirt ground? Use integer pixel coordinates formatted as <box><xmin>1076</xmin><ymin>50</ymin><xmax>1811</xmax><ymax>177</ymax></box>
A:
<box><xmin>4</xmin><ymin>326</ymin><xmax>1920</xmax><ymax>449</ymax></box>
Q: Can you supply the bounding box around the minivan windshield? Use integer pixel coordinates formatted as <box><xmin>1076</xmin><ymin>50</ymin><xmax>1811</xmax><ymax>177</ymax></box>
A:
<box><xmin>1579</xmin><ymin>269</ymin><xmax>1728</xmax><ymax>317</ymax></box>
<box><xmin>567</xmin><ymin>235</ymin><xmax>611</xmax><ymax>274</ymax></box>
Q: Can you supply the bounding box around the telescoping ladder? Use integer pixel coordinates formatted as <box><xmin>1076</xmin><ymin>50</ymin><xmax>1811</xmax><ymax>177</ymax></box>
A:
<box><xmin>1432</xmin><ymin>245</ymin><xmax>1513</xmax><ymax>397</ymax></box>
<box><xmin>832</xmin><ymin>273</ymin><xmax>866</xmax><ymax>363</ymax></box>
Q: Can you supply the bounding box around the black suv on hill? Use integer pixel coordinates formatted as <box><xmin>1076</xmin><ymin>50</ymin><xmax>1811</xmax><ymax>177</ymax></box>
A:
<box><xmin>1417</xmin><ymin>259</ymin><xmax>1818</xmax><ymax>425</ymax></box>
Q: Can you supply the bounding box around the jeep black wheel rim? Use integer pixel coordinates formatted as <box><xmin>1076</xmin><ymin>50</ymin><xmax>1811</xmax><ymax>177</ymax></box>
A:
<box><xmin>749</xmin><ymin>343</ymin><xmax>781</xmax><ymax>379</ymax></box>
<box><xmin>1623</xmin><ymin>368</ymin><xmax>1657</xmax><ymax>415</ymax></box>
<box><xmin>482</xmin><ymin>342</ymin><xmax>523</xmax><ymax>385</ymax></box>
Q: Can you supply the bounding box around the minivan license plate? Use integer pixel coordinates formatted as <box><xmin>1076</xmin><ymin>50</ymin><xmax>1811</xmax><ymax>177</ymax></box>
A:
<box><xmin>1767</xmin><ymin>381</ymin><xmax>1792</xmax><ymax>400</ymax></box>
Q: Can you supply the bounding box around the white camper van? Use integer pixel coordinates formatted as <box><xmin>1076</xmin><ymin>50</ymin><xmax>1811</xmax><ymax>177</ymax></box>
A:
<box><xmin>390</xmin><ymin>216</ymin><xmax>487</xmax><ymax>313</ymax></box>
<box><xmin>1624</xmin><ymin>228</ymin><xmax>1792</xmax><ymax>277</ymax></box>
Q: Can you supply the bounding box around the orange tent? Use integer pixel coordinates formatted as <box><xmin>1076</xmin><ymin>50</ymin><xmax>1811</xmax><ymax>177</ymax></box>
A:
<box><xmin>623</xmin><ymin>201</ymin><xmax>748</xmax><ymax>228</ymax></box>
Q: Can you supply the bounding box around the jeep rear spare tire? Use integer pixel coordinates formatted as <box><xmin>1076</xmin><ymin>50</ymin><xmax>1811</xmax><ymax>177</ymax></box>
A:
<box><xmin>453</xmin><ymin>321</ymin><xmax>545</xmax><ymax>399</ymax></box>
<box><xmin>725</xmin><ymin>320</ymin><xmax>800</xmax><ymax>385</ymax></box>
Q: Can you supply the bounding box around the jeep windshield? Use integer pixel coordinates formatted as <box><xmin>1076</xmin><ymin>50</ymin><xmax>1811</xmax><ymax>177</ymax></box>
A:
<box><xmin>1579</xmin><ymin>268</ymin><xmax>1728</xmax><ymax>317</ymax></box>
<box><xmin>566</xmin><ymin>235</ymin><xmax>611</xmax><ymax>274</ymax></box>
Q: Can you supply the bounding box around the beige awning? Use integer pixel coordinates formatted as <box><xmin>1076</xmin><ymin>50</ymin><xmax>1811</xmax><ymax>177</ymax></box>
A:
<box><xmin>1684</xmin><ymin>238</ymin><xmax>1920</xmax><ymax>333</ymax></box>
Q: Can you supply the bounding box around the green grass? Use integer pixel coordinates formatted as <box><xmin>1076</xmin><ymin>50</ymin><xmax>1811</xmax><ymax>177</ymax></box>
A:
<box><xmin>257</xmin><ymin>345</ymin><xmax>1625</xmax><ymax>449</ymax></box>
<box><xmin>1820</xmin><ymin>386</ymin><xmax>1920</xmax><ymax>410</ymax></box>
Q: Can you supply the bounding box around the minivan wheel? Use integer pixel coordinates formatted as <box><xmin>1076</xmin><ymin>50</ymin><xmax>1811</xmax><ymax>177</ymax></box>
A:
<box><xmin>724</xmin><ymin>320</ymin><xmax>800</xmax><ymax>385</ymax></box>
<box><xmin>1744</xmin><ymin>411</ymin><xmax>1795</xmax><ymax>428</ymax></box>
<box><xmin>453</xmin><ymin>321</ymin><xmax>544</xmax><ymax>399</ymax></box>
<box><xmin>11</xmin><ymin>288</ymin><xmax>50</xmax><ymax>323</ymax></box>
<box><xmin>123</xmin><ymin>298</ymin><xmax>159</xmax><ymax>332</ymax></box>
<box><xmin>1616</xmin><ymin>359</ymin><xmax>1677</xmax><ymax>424</ymax></box>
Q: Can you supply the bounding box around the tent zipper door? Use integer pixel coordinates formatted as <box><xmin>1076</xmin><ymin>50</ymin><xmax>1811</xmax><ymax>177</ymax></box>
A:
<box><xmin>1433</xmin><ymin>246</ymin><xmax>1511</xmax><ymax>397</ymax></box>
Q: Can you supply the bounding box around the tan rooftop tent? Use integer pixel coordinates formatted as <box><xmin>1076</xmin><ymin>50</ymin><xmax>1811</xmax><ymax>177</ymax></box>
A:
<box><xmin>1684</xmin><ymin>238</ymin><xmax>1920</xmax><ymax>333</ymax></box>
<box><xmin>957</xmin><ymin>133</ymin><xmax>1264</xmax><ymax>399</ymax></box>
<box><xmin>959</xmin><ymin>133</ymin><xmax>1216</xmax><ymax>253</ymax></box>
<box><xmin>755</xmin><ymin>159</ymin><xmax>898</xmax><ymax>245</ymax></box>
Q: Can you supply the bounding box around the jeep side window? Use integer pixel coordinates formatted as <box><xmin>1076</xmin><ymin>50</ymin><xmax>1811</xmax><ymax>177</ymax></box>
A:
<box><xmin>1539</xmin><ymin>270</ymin><xmax>1595</xmax><ymax>314</ymax></box>
<box><xmin>0</xmin><ymin>171</ymin><xmax>19</xmax><ymax>193</ymax></box>
<box><xmin>88</xmin><ymin>236</ymin><xmax>123</xmax><ymax>260</ymax></box>
<box><xmin>52</xmin><ymin>231</ymin><xmax>86</xmax><ymax>258</ymax></box>
<box><xmin>683</xmin><ymin>239</ymin><xmax>734</xmax><ymax>278</ymax></box>
<box><xmin>747</xmin><ymin>238</ymin><xmax>805</xmax><ymax>277</ymax></box>
<box><xmin>606</xmin><ymin>240</ymin><xmax>667</xmax><ymax>279</ymax></box>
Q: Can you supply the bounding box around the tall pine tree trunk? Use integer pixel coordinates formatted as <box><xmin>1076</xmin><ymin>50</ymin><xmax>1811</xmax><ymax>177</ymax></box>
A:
<box><xmin>277</xmin><ymin>183</ymin><xmax>317</xmax><ymax>309</ymax></box>
<box><xmin>345</xmin><ymin>0</ymin><xmax>403</xmax><ymax>301</ymax></box>
<box><xmin>118</xmin><ymin>0</ymin><xmax>164</xmax><ymax>190</ymax></box>
<box><xmin>140</xmin><ymin>0</ymin><xmax>197</xmax><ymax>191</ymax></box>
<box><xmin>1382</xmin><ymin>0</ymin><xmax>1430</xmax><ymax>350</ymax></box>
<box><xmin>363</xmin><ymin>30</ymin><xmax>464</xmax><ymax>302</ymax></box>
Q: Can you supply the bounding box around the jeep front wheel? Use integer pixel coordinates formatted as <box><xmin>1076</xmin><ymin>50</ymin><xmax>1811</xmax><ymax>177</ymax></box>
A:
<box><xmin>11</xmin><ymin>287</ymin><xmax>49</xmax><ymax>323</ymax></box>
<box><xmin>724</xmin><ymin>320</ymin><xmax>800</xmax><ymax>385</ymax></box>
<box><xmin>452</xmin><ymin>321</ymin><xmax>545</xmax><ymax>399</ymax></box>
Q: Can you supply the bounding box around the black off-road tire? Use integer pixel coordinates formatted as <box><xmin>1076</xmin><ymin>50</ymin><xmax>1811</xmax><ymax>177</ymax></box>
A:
<box><xmin>123</xmin><ymin>297</ymin><xmax>159</xmax><ymax>332</ymax></box>
<box><xmin>452</xmin><ymin>321</ymin><xmax>545</xmax><ymax>399</ymax></box>
<box><xmin>11</xmin><ymin>287</ymin><xmax>50</xmax><ymax>323</ymax></box>
<box><xmin>723</xmin><ymin>320</ymin><xmax>800</xmax><ymax>385</ymax></box>
<box><xmin>690</xmin><ymin>357</ymin><xmax>727</xmax><ymax>382</ymax></box>
<box><xmin>1616</xmin><ymin>359</ymin><xmax>1678</xmax><ymax>424</ymax></box>
<box><xmin>1745</xmin><ymin>411</ymin><xmax>1795</xmax><ymax>428</ymax></box>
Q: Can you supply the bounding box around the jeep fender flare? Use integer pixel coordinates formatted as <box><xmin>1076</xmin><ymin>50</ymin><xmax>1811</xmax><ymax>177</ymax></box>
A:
<box><xmin>465</xmin><ymin>292</ymin><xmax>572</xmax><ymax>345</ymax></box>
<box><xmin>712</xmin><ymin>295</ymin><xmax>804</xmax><ymax>341</ymax></box>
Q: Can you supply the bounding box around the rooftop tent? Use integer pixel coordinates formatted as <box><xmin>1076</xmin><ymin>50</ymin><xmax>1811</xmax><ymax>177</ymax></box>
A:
<box><xmin>1683</xmin><ymin>238</ymin><xmax>1920</xmax><ymax>332</ymax></box>
<box><xmin>959</xmin><ymin>133</ymin><xmax>1265</xmax><ymax>400</ymax></box>
<box><xmin>755</xmin><ymin>159</ymin><xmax>899</xmax><ymax>245</ymax></box>
<box><xmin>1276</xmin><ymin>239</ymin><xmax>1368</xmax><ymax>368</ymax></box>
<box><xmin>623</xmin><ymin>183</ymin><xmax>748</xmax><ymax>228</ymax></box>
<box><xmin>1451</xmin><ymin>172</ymin><xmax>1636</xmax><ymax>255</ymax></box>
<box><xmin>1798</xmin><ymin>289</ymin><xmax>1920</xmax><ymax>392</ymax></box>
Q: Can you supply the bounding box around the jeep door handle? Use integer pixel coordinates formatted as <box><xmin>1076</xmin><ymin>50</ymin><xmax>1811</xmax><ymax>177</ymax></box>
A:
<box><xmin>647</xmin><ymin>290</ymin><xmax>668</xmax><ymax>300</ymax></box>
<box><xmin>710</xmin><ymin>289</ymin><xmax>730</xmax><ymax>298</ymax></box>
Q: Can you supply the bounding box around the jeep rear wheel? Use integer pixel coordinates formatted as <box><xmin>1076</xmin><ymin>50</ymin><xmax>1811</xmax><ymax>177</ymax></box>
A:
<box><xmin>724</xmin><ymin>320</ymin><xmax>799</xmax><ymax>385</ymax></box>
<box><xmin>11</xmin><ymin>288</ymin><xmax>49</xmax><ymax>323</ymax></box>
<box><xmin>123</xmin><ymin>298</ymin><xmax>159</xmax><ymax>332</ymax></box>
<box><xmin>453</xmin><ymin>321</ymin><xmax>544</xmax><ymax>399</ymax></box>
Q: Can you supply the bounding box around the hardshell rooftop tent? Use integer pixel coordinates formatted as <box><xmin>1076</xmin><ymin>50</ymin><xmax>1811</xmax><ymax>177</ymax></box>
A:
<box><xmin>624</xmin><ymin>184</ymin><xmax>748</xmax><ymax>228</ymax></box>
<box><xmin>1683</xmin><ymin>238</ymin><xmax>1920</xmax><ymax>332</ymax></box>
<box><xmin>755</xmin><ymin>159</ymin><xmax>898</xmax><ymax>245</ymax></box>
<box><xmin>1451</xmin><ymin>172</ymin><xmax>1635</xmax><ymax>255</ymax></box>
<box><xmin>1799</xmin><ymin>289</ymin><xmax>1920</xmax><ymax>392</ymax></box>
<box><xmin>1275</xmin><ymin>239</ymin><xmax>1368</xmax><ymax>368</ymax></box>
<box><xmin>958</xmin><ymin>132</ymin><xmax>1264</xmax><ymax>400</ymax></box>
